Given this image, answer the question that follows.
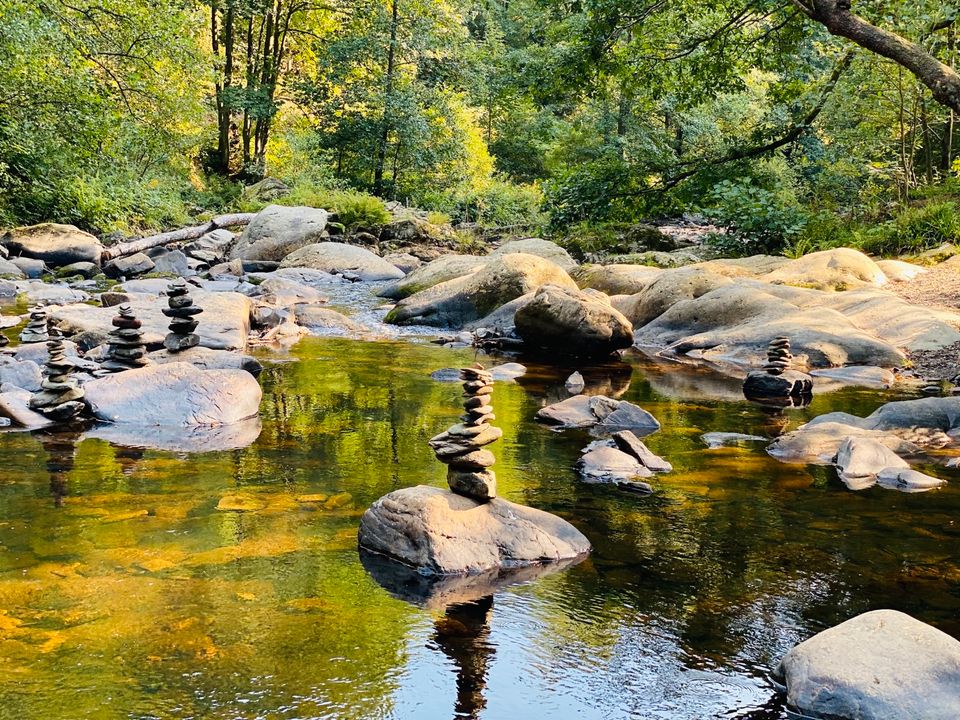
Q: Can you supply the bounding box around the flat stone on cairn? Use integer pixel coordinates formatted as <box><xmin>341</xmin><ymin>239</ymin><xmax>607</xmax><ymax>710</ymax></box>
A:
<box><xmin>28</xmin><ymin>326</ymin><xmax>85</xmax><ymax>421</ymax></box>
<box><xmin>743</xmin><ymin>335</ymin><xmax>813</xmax><ymax>401</ymax></box>
<box><xmin>20</xmin><ymin>305</ymin><xmax>49</xmax><ymax>343</ymax></box>
<box><xmin>358</xmin><ymin>364</ymin><xmax>591</xmax><ymax>576</ymax></box>
<box><xmin>163</xmin><ymin>279</ymin><xmax>202</xmax><ymax>352</ymax></box>
<box><xmin>428</xmin><ymin>365</ymin><xmax>501</xmax><ymax>501</ymax></box>
<box><xmin>102</xmin><ymin>304</ymin><xmax>149</xmax><ymax>373</ymax></box>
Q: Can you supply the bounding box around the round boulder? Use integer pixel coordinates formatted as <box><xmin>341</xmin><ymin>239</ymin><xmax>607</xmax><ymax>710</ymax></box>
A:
<box><xmin>279</xmin><ymin>241</ymin><xmax>404</xmax><ymax>281</ymax></box>
<box><xmin>775</xmin><ymin>609</ymin><xmax>960</xmax><ymax>720</ymax></box>
<box><xmin>229</xmin><ymin>204</ymin><xmax>329</xmax><ymax>262</ymax></box>
<box><xmin>514</xmin><ymin>284</ymin><xmax>634</xmax><ymax>357</ymax></box>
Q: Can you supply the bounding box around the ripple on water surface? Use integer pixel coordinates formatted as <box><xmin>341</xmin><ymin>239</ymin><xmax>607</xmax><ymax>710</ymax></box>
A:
<box><xmin>0</xmin><ymin>337</ymin><xmax>957</xmax><ymax>719</ymax></box>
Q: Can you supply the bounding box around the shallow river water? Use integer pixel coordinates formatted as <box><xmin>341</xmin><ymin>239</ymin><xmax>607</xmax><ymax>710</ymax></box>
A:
<box><xmin>0</xmin><ymin>337</ymin><xmax>958</xmax><ymax>719</ymax></box>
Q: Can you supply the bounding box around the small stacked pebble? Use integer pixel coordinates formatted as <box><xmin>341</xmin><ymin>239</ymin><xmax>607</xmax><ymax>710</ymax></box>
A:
<box><xmin>163</xmin><ymin>279</ymin><xmax>202</xmax><ymax>352</ymax></box>
<box><xmin>20</xmin><ymin>305</ymin><xmax>49</xmax><ymax>343</ymax></box>
<box><xmin>102</xmin><ymin>304</ymin><xmax>149</xmax><ymax>372</ymax></box>
<box><xmin>763</xmin><ymin>336</ymin><xmax>793</xmax><ymax>376</ymax></box>
<box><xmin>427</xmin><ymin>365</ymin><xmax>503</xmax><ymax>502</ymax></box>
<box><xmin>29</xmin><ymin>326</ymin><xmax>85</xmax><ymax>421</ymax></box>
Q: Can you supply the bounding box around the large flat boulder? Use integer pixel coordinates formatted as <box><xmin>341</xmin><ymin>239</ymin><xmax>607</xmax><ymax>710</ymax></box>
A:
<box><xmin>385</xmin><ymin>253</ymin><xmax>577</xmax><ymax>328</ymax></box>
<box><xmin>279</xmin><ymin>241</ymin><xmax>404</xmax><ymax>281</ymax></box>
<box><xmin>616</xmin><ymin>267</ymin><xmax>734</xmax><ymax>327</ymax></box>
<box><xmin>229</xmin><ymin>204</ymin><xmax>329</xmax><ymax>262</ymax></box>
<box><xmin>489</xmin><ymin>238</ymin><xmax>576</xmax><ymax>270</ymax></box>
<box><xmin>2</xmin><ymin>223</ymin><xmax>103</xmax><ymax>266</ymax></box>
<box><xmin>357</xmin><ymin>485</ymin><xmax>590</xmax><ymax>575</ymax></box>
<box><xmin>775</xmin><ymin>609</ymin><xmax>960</xmax><ymax>720</ymax></box>
<box><xmin>84</xmin><ymin>362</ymin><xmax>262</xmax><ymax>425</ymax></box>
<box><xmin>762</xmin><ymin>248</ymin><xmax>888</xmax><ymax>290</ymax></box>
<box><xmin>515</xmin><ymin>284</ymin><xmax>634</xmax><ymax>357</ymax></box>
<box><xmin>767</xmin><ymin>421</ymin><xmax>922</xmax><ymax>465</ymax></box>
<box><xmin>378</xmin><ymin>254</ymin><xmax>488</xmax><ymax>299</ymax></box>
<box><xmin>572</xmin><ymin>264</ymin><xmax>663</xmax><ymax>295</ymax></box>
<box><xmin>51</xmin><ymin>290</ymin><xmax>252</xmax><ymax>351</ymax></box>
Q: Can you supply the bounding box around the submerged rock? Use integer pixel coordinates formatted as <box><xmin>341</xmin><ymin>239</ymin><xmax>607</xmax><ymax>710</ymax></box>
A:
<box><xmin>775</xmin><ymin>609</ymin><xmax>960</xmax><ymax>720</ymax></box>
<box><xmin>84</xmin><ymin>362</ymin><xmax>262</xmax><ymax>425</ymax></box>
<box><xmin>834</xmin><ymin>436</ymin><xmax>909</xmax><ymax>490</ymax></box>
<box><xmin>701</xmin><ymin>432</ymin><xmax>767</xmax><ymax>449</ymax></box>
<box><xmin>86</xmin><ymin>416</ymin><xmax>262</xmax><ymax>452</ymax></box>
<box><xmin>357</xmin><ymin>485</ymin><xmax>590</xmax><ymax>576</ymax></box>
<box><xmin>875</xmin><ymin>467</ymin><xmax>946</xmax><ymax>493</ymax></box>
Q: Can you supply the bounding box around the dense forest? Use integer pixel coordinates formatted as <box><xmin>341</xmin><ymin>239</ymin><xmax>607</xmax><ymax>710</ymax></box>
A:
<box><xmin>2</xmin><ymin>0</ymin><xmax>960</xmax><ymax>258</ymax></box>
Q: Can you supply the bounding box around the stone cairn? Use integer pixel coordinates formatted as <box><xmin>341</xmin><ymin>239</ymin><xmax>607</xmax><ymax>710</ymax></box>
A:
<box><xmin>743</xmin><ymin>334</ymin><xmax>813</xmax><ymax>404</ymax></box>
<box><xmin>29</xmin><ymin>326</ymin><xmax>85</xmax><ymax>421</ymax></box>
<box><xmin>763</xmin><ymin>336</ymin><xmax>793</xmax><ymax>375</ymax></box>
<box><xmin>20</xmin><ymin>305</ymin><xmax>49</xmax><ymax>343</ymax></box>
<box><xmin>102</xmin><ymin>304</ymin><xmax>149</xmax><ymax>372</ymax></box>
<box><xmin>163</xmin><ymin>279</ymin><xmax>202</xmax><ymax>352</ymax></box>
<box><xmin>428</xmin><ymin>365</ymin><xmax>503</xmax><ymax>502</ymax></box>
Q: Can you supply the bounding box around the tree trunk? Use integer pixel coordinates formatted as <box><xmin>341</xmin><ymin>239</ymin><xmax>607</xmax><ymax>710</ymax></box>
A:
<box><xmin>100</xmin><ymin>214</ymin><xmax>256</xmax><ymax>262</ymax></box>
<box><xmin>374</xmin><ymin>0</ymin><xmax>399</xmax><ymax>196</ymax></box>
<box><xmin>795</xmin><ymin>1</ymin><xmax>960</xmax><ymax>113</ymax></box>
<box><xmin>221</xmin><ymin>1</ymin><xmax>235</xmax><ymax>174</ymax></box>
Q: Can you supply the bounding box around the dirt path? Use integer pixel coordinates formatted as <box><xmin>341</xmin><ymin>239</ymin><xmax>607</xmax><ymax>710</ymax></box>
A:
<box><xmin>886</xmin><ymin>265</ymin><xmax>960</xmax><ymax>381</ymax></box>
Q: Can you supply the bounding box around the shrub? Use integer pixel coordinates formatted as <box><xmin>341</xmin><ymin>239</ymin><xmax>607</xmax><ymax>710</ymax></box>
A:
<box><xmin>703</xmin><ymin>180</ymin><xmax>807</xmax><ymax>257</ymax></box>
<box><xmin>857</xmin><ymin>201</ymin><xmax>960</xmax><ymax>257</ymax></box>
<box><xmin>277</xmin><ymin>184</ymin><xmax>390</xmax><ymax>228</ymax></box>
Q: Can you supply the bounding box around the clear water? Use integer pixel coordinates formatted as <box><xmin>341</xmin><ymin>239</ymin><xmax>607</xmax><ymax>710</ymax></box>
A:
<box><xmin>0</xmin><ymin>337</ymin><xmax>957</xmax><ymax>719</ymax></box>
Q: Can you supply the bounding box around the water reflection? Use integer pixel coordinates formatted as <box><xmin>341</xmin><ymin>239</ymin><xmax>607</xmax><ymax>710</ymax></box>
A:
<box><xmin>0</xmin><ymin>338</ymin><xmax>955</xmax><ymax>719</ymax></box>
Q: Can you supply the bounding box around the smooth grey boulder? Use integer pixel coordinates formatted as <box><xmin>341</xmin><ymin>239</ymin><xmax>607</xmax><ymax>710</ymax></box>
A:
<box><xmin>147</xmin><ymin>248</ymin><xmax>192</xmax><ymax>276</ymax></box>
<box><xmin>18</xmin><ymin>280</ymin><xmax>89</xmax><ymax>305</ymax></box>
<box><xmin>103</xmin><ymin>252</ymin><xmax>155</xmax><ymax>278</ymax></box>
<box><xmin>0</xmin><ymin>359</ymin><xmax>42</xmax><ymax>392</ymax></box>
<box><xmin>292</xmin><ymin>306</ymin><xmax>366</xmax><ymax>336</ymax></box>
<box><xmin>612</xmin><ymin>430</ymin><xmax>672</xmax><ymax>472</ymax></box>
<box><xmin>357</xmin><ymin>485</ymin><xmax>590</xmax><ymax>576</ymax></box>
<box><xmin>84</xmin><ymin>362</ymin><xmax>262</xmax><ymax>425</ymax></box>
<box><xmin>775</xmin><ymin>609</ymin><xmax>960</xmax><ymax>720</ymax></box>
<box><xmin>768</xmin><ymin>422</ymin><xmax>922</xmax><ymax>465</ymax></box>
<box><xmin>2</xmin><ymin>223</ymin><xmax>103</xmax><ymax>266</ymax></box>
<box><xmin>230</xmin><ymin>204</ymin><xmax>329</xmax><ymax>262</ymax></box>
<box><xmin>386</xmin><ymin>254</ymin><xmax>577</xmax><ymax>327</ymax></box>
<box><xmin>279</xmin><ymin>241</ymin><xmax>404</xmax><ymax>281</ymax></box>
<box><xmin>0</xmin><ymin>257</ymin><xmax>26</xmax><ymax>278</ymax></box>
<box><xmin>0</xmin><ymin>388</ymin><xmax>52</xmax><ymax>428</ymax></box>
<box><xmin>834</xmin><ymin>436</ymin><xmax>909</xmax><ymax>490</ymax></box>
<box><xmin>514</xmin><ymin>284</ymin><xmax>634</xmax><ymax>357</ymax></box>
<box><xmin>378</xmin><ymin>254</ymin><xmax>488</xmax><ymax>299</ymax></box>
<box><xmin>184</xmin><ymin>228</ymin><xmax>235</xmax><ymax>262</ymax></box>
<box><xmin>576</xmin><ymin>444</ymin><xmax>652</xmax><ymax>484</ymax></box>
<box><xmin>593</xmin><ymin>401</ymin><xmax>661</xmax><ymax>435</ymax></box>
<box><xmin>489</xmin><ymin>238</ymin><xmax>576</xmax><ymax>270</ymax></box>
<box><xmin>875</xmin><ymin>467</ymin><xmax>946</xmax><ymax>492</ymax></box>
<box><xmin>9</xmin><ymin>257</ymin><xmax>45</xmax><ymax>278</ymax></box>
<box><xmin>256</xmin><ymin>277</ymin><xmax>327</xmax><ymax>308</ymax></box>
<box><xmin>147</xmin><ymin>347</ymin><xmax>262</xmax><ymax>376</ymax></box>
<box><xmin>52</xmin><ymin>290</ymin><xmax>252</xmax><ymax>351</ymax></box>
<box><xmin>536</xmin><ymin>394</ymin><xmax>620</xmax><ymax>429</ymax></box>
<box><xmin>57</xmin><ymin>261</ymin><xmax>99</xmax><ymax>279</ymax></box>
<box><xmin>865</xmin><ymin>396</ymin><xmax>960</xmax><ymax>433</ymax></box>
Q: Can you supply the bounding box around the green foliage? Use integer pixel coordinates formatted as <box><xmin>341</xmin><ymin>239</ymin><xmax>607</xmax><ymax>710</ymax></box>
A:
<box><xmin>703</xmin><ymin>180</ymin><xmax>808</xmax><ymax>257</ymax></box>
<box><xmin>421</xmin><ymin>178</ymin><xmax>544</xmax><ymax>226</ymax></box>
<box><xmin>858</xmin><ymin>201</ymin><xmax>960</xmax><ymax>257</ymax></box>
<box><xmin>278</xmin><ymin>185</ymin><xmax>391</xmax><ymax>228</ymax></box>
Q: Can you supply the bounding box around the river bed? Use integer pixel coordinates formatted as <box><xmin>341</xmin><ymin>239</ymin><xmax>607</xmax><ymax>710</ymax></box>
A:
<box><xmin>0</xmin><ymin>336</ymin><xmax>958</xmax><ymax>719</ymax></box>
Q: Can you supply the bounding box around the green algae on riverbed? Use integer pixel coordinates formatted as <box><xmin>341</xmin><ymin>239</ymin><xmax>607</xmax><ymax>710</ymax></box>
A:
<box><xmin>0</xmin><ymin>338</ymin><xmax>958</xmax><ymax>719</ymax></box>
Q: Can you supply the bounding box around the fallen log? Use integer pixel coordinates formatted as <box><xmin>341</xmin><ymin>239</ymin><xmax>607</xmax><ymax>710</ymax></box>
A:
<box><xmin>100</xmin><ymin>213</ymin><xmax>256</xmax><ymax>263</ymax></box>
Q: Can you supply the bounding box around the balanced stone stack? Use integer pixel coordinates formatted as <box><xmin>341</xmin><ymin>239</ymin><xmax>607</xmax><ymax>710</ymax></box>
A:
<box><xmin>29</xmin><ymin>327</ymin><xmax>85</xmax><ymax>421</ymax></box>
<box><xmin>427</xmin><ymin>365</ymin><xmax>503</xmax><ymax>501</ymax></box>
<box><xmin>20</xmin><ymin>305</ymin><xmax>49</xmax><ymax>343</ymax></box>
<box><xmin>163</xmin><ymin>279</ymin><xmax>203</xmax><ymax>352</ymax></box>
<box><xmin>102</xmin><ymin>304</ymin><xmax>149</xmax><ymax>372</ymax></box>
<box><xmin>763</xmin><ymin>336</ymin><xmax>793</xmax><ymax>375</ymax></box>
<box><xmin>743</xmin><ymin>335</ymin><xmax>813</xmax><ymax>403</ymax></box>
